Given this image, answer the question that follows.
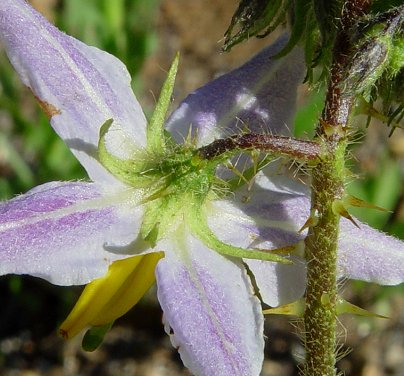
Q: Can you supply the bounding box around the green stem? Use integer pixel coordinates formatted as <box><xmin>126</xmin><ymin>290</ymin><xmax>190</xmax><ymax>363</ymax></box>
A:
<box><xmin>303</xmin><ymin>142</ymin><xmax>346</xmax><ymax>376</ymax></box>
<box><xmin>302</xmin><ymin>1</ymin><xmax>372</xmax><ymax>375</ymax></box>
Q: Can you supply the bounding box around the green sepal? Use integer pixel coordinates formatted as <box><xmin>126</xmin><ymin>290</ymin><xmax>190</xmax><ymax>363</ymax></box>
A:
<box><xmin>147</xmin><ymin>53</ymin><xmax>180</xmax><ymax>153</ymax></box>
<box><xmin>82</xmin><ymin>322</ymin><xmax>114</xmax><ymax>352</ymax></box>
<box><xmin>140</xmin><ymin>193</ymin><xmax>189</xmax><ymax>247</ymax></box>
<box><xmin>140</xmin><ymin>200</ymin><xmax>168</xmax><ymax>247</ymax></box>
<box><xmin>344</xmin><ymin>6</ymin><xmax>404</xmax><ymax>102</ymax></box>
<box><xmin>189</xmin><ymin>205</ymin><xmax>292</xmax><ymax>264</ymax></box>
<box><xmin>257</xmin><ymin>0</ymin><xmax>291</xmax><ymax>40</ymax></box>
<box><xmin>97</xmin><ymin>119</ymin><xmax>153</xmax><ymax>187</ymax></box>
<box><xmin>142</xmin><ymin>222</ymin><xmax>160</xmax><ymax>248</ymax></box>
<box><xmin>313</xmin><ymin>0</ymin><xmax>339</xmax><ymax>53</ymax></box>
<box><xmin>390</xmin><ymin>37</ymin><xmax>404</xmax><ymax>74</ymax></box>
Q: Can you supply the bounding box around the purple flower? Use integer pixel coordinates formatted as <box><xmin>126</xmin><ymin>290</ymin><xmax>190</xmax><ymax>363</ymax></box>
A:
<box><xmin>0</xmin><ymin>1</ymin><xmax>403</xmax><ymax>375</ymax></box>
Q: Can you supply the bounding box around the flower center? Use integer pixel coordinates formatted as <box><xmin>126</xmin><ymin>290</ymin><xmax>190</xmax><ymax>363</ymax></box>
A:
<box><xmin>97</xmin><ymin>118</ymin><xmax>223</xmax><ymax>246</ymax></box>
<box><xmin>97</xmin><ymin>119</ymin><xmax>291</xmax><ymax>263</ymax></box>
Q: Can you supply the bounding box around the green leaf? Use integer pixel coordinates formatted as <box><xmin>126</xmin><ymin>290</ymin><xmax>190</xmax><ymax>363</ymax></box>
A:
<box><xmin>274</xmin><ymin>0</ymin><xmax>311</xmax><ymax>58</ymax></box>
<box><xmin>223</xmin><ymin>0</ymin><xmax>284</xmax><ymax>51</ymax></box>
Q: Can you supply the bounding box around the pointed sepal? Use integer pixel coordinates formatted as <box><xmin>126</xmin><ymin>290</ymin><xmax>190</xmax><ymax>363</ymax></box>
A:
<box><xmin>147</xmin><ymin>53</ymin><xmax>180</xmax><ymax>153</ymax></box>
<box><xmin>189</xmin><ymin>206</ymin><xmax>293</xmax><ymax>264</ymax></box>
<box><xmin>97</xmin><ymin>119</ymin><xmax>151</xmax><ymax>187</ymax></box>
<box><xmin>298</xmin><ymin>208</ymin><xmax>319</xmax><ymax>233</ymax></box>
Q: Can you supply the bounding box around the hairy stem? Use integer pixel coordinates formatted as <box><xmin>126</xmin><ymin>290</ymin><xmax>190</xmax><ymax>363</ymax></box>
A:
<box><xmin>303</xmin><ymin>1</ymin><xmax>372</xmax><ymax>375</ymax></box>
<box><xmin>197</xmin><ymin>133</ymin><xmax>322</xmax><ymax>162</ymax></box>
<box><xmin>303</xmin><ymin>145</ymin><xmax>345</xmax><ymax>376</ymax></box>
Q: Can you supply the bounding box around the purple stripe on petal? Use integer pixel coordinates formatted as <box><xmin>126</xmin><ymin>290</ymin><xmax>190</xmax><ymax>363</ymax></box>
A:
<box><xmin>248</xmin><ymin>225</ymin><xmax>304</xmax><ymax>248</ymax></box>
<box><xmin>166</xmin><ymin>34</ymin><xmax>304</xmax><ymax>146</ymax></box>
<box><xmin>156</xmin><ymin>233</ymin><xmax>264</xmax><ymax>376</ymax></box>
<box><xmin>0</xmin><ymin>181</ymin><xmax>143</xmax><ymax>285</ymax></box>
<box><xmin>0</xmin><ymin>0</ymin><xmax>147</xmax><ymax>181</ymax></box>
<box><xmin>0</xmin><ymin>182</ymin><xmax>99</xmax><ymax>222</ymax></box>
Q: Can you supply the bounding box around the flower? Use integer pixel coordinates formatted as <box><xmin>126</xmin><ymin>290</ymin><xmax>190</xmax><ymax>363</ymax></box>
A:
<box><xmin>0</xmin><ymin>1</ymin><xmax>403</xmax><ymax>375</ymax></box>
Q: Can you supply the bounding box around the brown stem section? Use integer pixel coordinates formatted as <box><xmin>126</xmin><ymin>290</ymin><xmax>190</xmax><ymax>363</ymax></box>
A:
<box><xmin>197</xmin><ymin>133</ymin><xmax>321</xmax><ymax>161</ymax></box>
<box><xmin>303</xmin><ymin>1</ymin><xmax>372</xmax><ymax>375</ymax></box>
<box><xmin>323</xmin><ymin>0</ymin><xmax>372</xmax><ymax>132</ymax></box>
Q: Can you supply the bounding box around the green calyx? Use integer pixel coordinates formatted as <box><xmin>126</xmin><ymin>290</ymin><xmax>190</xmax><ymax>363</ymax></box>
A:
<box><xmin>97</xmin><ymin>53</ymin><xmax>182</xmax><ymax>188</ymax></box>
<box><xmin>99</xmin><ymin>117</ymin><xmax>222</xmax><ymax>244</ymax></box>
<box><xmin>96</xmin><ymin>53</ymin><xmax>290</xmax><ymax>265</ymax></box>
<box><xmin>189</xmin><ymin>205</ymin><xmax>292</xmax><ymax>264</ymax></box>
<box><xmin>138</xmin><ymin>152</ymin><xmax>220</xmax><ymax>246</ymax></box>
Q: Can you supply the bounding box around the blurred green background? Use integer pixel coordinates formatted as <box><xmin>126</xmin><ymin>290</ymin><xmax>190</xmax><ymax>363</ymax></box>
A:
<box><xmin>0</xmin><ymin>0</ymin><xmax>403</xmax><ymax>375</ymax></box>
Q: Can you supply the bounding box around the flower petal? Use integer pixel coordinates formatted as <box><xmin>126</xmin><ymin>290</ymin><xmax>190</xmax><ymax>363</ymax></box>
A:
<box><xmin>208</xmin><ymin>172</ymin><xmax>308</xmax><ymax>250</ymax></box>
<box><xmin>208</xmin><ymin>171</ymin><xmax>308</xmax><ymax>306</ymax></box>
<box><xmin>0</xmin><ymin>0</ymin><xmax>147</xmax><ymax>182</ymax></box>
<box><xmin>247</xmin><ymin>257</ymin><xmax>307</xmax><ymax>307</ymax></box>
<box><xmin>338</xmin><ymin>220</ymin><xmax>404</xmax><ymax>285</ymax></box>
<box><xmin>166</xmin><ymin>34</ymin><xmax>304</xmax><ymax>146</ymax></box>
<box><xmin>156</xmin><ymin>231</ymin><xmax>264</xmax><ymax>376</ymax></box>
<box><xmin>209</xmin><ymin>171</ymin><xmax>404</xmax><ymax>304</ymax></box>
<box><xmin>0</xmin><ymin>181</ymin><xmax>143</xmax><ymax>285</ymax></box>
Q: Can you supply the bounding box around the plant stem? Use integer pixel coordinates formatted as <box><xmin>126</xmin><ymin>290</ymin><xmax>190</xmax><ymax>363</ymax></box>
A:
<box><xmin>303</xmin><ymin>1</ymin><xmax>372</xmax><ymax>375</ymax></box>
<box><xmin>303</xmin><ymin>144</ymin><xmax>345</xmax><ymax>376</ymax></box>
<box><xmin>197</xmin><ymin>133</ymin><xmax>322</xmax><ymax>162</ymax></box>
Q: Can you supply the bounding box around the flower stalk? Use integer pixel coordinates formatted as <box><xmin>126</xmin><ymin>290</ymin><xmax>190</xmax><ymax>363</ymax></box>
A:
<box><xmin>197</xmin><ymin>133</ymin><xmax>322</xmax><ymax>162</ymax></box>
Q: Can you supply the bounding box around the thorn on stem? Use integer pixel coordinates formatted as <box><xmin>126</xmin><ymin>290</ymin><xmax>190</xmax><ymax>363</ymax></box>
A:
<box><xmin>332</xmin><ymin>200</ymin><xmax>360</xmax><ymax>228</ymax></box>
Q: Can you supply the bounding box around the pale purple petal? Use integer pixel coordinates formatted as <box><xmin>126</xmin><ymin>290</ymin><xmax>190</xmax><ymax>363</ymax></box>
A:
<box><xmin>156</xmin><ymin>233</ymin><xmax>264</xmax><ymax>376</ymax></box>
<box><xmin>247</xmin><ymin>256</ymin><xmax>307</xmax><ymax>307</ymax></box>
<box><xmin>209</xmin><ymin>171</ymin><xmax>404</xmax><ymax>305</ymax></box>
<box><xmin>338</xmin><ymin>220</ymin><xmax>404</xmax><ymax>285</ymax></box>
<box><xmin>166</xmin><ymin>34</ymin><xmax>304</xmax><ymax>146</ymax></box>
<box><xmin>208</xmin><ymin>171</ymin><xmax>308</xmax><ymax>306</ymax></box>
<box><xmin>0</xmin><ymin>181</ymin><xmax>143</xmax><ymax>285</ymax></box>
<box><xmin>207</xmin><ymin>172</ymin><xmax>307</xmax><ymax>251</ymax></box>
<box><xmin>0</xmin><ymin>0</ymin><xmax>147</xmax><ymax>182</ymax></box>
